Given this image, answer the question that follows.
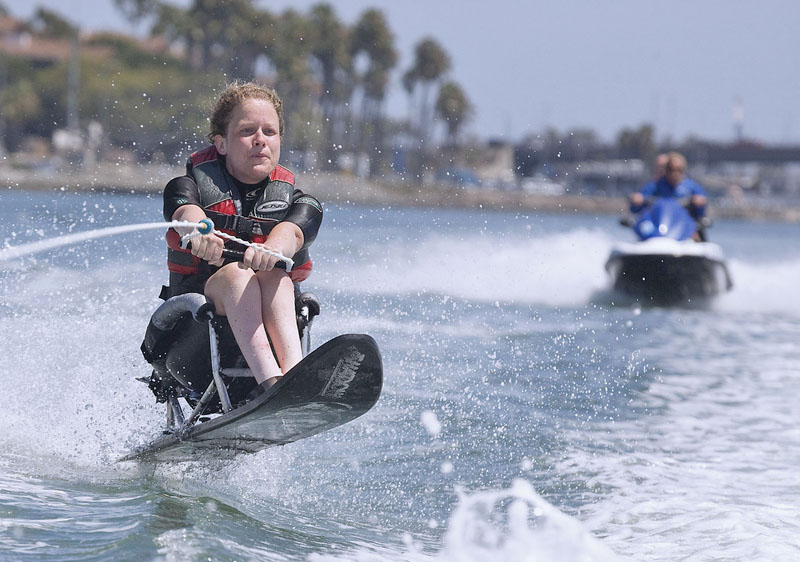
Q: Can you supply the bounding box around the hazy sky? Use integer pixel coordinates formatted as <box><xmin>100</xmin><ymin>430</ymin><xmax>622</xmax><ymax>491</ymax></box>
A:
<box><xmin>9</xmin><ymin>0</ymin><xmax>800</xmax><ymax>144</ymax></box>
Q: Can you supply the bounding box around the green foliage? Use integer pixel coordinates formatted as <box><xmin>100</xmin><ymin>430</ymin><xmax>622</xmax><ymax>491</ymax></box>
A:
<box><xmin>0</xmin><ymin>78</ymin><xmax>41</xmax><ymax>120</ymax></box>
<box><xmin>351</xmin><ymin>9</ymin><xmax>397</xmax><ymax>74</ymax></box>
<box><xmin>404</xmin><ymin>36</ymin><xmax>451</xmax><ymax>144</ymax></box>
<box><xmin>30</xmin><ymin>8</ymin><xmax>78</xmax><ymax>38</ymax></box>
<box><xmin>349</xmin><ymin>8</ymin><xmax>397</xmax><ymax>166</ymax></box>
<box><xmin>1</xmin><ymin>0</ymin><xmax>472</xmax><ymax>168</ymax></box>
<box><xmin>409</xmin><ymin>38</ymin><xmax>450</xmax><ymax>82</ymax></box>
<box><xmin>616</xmin><ymin>124</ymin><xmax>656</xmax><ymax>160</ymax></box>
<box><xmin>76</xmin><ymin>56</ymin><xmax>224</xmax><ymax>159</ymax></box>
<box><xmin>435</xmin><ymin>81</ymin><xmax>471</xmax><ymax>141</ymax></box>
<box><xmin>1</xmin><ymin>31</ymin><xmax>226</xmax><ymax>157</ymax></box>
<box><xmin>86</xmin><ymin>33</ymin><xmax>175</xmax><ymax>68</ymax></box>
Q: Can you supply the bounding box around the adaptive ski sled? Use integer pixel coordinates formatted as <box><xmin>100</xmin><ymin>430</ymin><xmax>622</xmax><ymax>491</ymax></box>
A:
<box><xmin>124</xmin><ymin>291</ymin><xmax>383</xmax><ymax>463</ymax></box>
<box><xmin>606</xmin><ymin>197</ymin><xmax>733</xmax><ymax>305</ymax></box>
<box><xmin>123</xmin><ymin>227</ymin><xmax>383</xmax><ymax>462</ymax></box>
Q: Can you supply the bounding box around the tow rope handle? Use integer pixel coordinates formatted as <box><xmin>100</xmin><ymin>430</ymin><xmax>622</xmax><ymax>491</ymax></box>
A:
<box><xmin>178</xmin><ymin>218</ymin><xmax>294</xmax><ymax>272</ymax></box>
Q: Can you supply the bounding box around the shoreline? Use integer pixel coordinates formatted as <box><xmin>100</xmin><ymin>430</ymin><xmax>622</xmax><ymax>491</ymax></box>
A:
<box><xmin>4</xmin><ymin>164</ymin><xmax>800</xmax><ymax>223</ymax></box>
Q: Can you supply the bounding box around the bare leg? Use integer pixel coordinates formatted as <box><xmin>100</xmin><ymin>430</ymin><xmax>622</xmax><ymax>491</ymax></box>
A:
<box><xmin>256</xmin><ymin>269</ymin><xmax>302</xmax><ymax>374</ymax></box>
<box><xmin>204</xmin><ymin>264</ymin><xmax>281</xmax><ymax>384</ymax></box>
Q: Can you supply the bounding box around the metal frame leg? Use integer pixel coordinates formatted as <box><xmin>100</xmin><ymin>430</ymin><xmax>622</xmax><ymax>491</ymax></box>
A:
<box><xmin>208</xmin><ymin>321</ymin><xmax>233</xmax><ymax>413</ymax></box>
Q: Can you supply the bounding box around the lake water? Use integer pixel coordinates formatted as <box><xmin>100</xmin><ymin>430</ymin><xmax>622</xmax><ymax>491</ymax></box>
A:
<box><xmin>1</xmin><ymin>187</ymin><xmax>799</xmax><ymax>561</ymax></box>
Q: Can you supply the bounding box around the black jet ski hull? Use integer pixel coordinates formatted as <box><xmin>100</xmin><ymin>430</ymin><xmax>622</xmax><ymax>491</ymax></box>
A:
<box><xmin>605</xmin><ymin>240</ymin><xmax>732</xmax><ymax>305</ymax></box>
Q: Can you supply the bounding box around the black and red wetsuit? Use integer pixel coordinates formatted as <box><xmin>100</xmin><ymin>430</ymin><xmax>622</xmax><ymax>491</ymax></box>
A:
<box><xmin>162</xmin><ymin>146</ymin><xmax>323</xmax><ymax>298</ymax></box>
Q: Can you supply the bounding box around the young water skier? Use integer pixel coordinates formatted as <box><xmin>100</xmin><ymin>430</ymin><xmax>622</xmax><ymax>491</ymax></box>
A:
<box><xmin>163</xmin><ymin>81</ymin><xmax>322</xmax><ymax>389</ymax></box>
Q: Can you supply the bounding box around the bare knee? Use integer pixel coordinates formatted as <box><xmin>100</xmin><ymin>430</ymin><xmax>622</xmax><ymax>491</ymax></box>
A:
<box><xmin>204</xmin><ymin>263</ymin><xmax>256</xmax><ymax>316</ymax></box>
<box><xmin>255</xmin><ymin>268</ymin><xmax>292</xmax><ymax>294</ymax></box>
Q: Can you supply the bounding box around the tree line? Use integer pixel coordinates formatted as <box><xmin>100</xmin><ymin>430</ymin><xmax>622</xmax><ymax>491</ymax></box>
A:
<box><xmin>1</xmin><ymin>0</ymin><xmax>709</xmax><ymax>185</ymax></box>
<box><xmin>0</xmin><ymin>0</ymin><xmax>471</xmax><ymax>178</ymax></box>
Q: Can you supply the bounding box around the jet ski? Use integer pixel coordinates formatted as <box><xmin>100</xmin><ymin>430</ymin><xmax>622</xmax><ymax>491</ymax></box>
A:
<box><xmin>605</xmin><ymin>197</ymin><xmax>733</xmax><ymax>305</ymax></box>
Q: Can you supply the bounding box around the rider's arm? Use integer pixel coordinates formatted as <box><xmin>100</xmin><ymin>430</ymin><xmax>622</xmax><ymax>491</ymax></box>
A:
<box><xmin>163</xmin><ymin>175</ymin><xmax>224</xmax><ymax>265</ymax></box>
<box><xmin>629</xmin><ymin>192</ymin><xmax>645</xmax><ymax>213</ymax></box>
<box><xmin>265</xmin><ymin>222</ymin><xmax>304</xmax><ymax>258</ymax></box>
<box><xmin>685</xmin><ymin>179</ymin><xmax>708</xmax><ymax>219</ymax></box>
<box><xmin>283</xmin><ymin>190</ymin><xmax>323</xmax><ymax>251</ymax></box>
<box><xmin>163</xmin><ymin>175</ymin><xmax>202</xmax><ymax>222</ymax></box>
<box><xmin>171</xmin><ymin>204</ymin><xmax>207</xmax><ymax>230</ymax></box>
<box><xmin>687</xmin><ymin>178</ymin><xmax>707</xmax><ymax>198</ymax></box>
<box><xmin>630</xmin><ymin>181</ymin><xmax>655</xmax><ymax>213</ymax></box>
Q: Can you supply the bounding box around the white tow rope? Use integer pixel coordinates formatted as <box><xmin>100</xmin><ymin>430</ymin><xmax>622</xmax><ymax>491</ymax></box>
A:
<box><xmin>0</xmin><ymin>219</ymin><xmax>293</xmax><ymax>270</ymax></box>
<box><xmin>178</xmin><ymin>218</ymin><xmax>294</xmax><ymax>272</ymax></box>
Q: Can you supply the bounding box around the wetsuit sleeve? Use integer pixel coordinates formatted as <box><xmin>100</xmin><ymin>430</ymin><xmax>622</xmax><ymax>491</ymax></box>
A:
<box><xmin>284</xmin><ymin>188</ymin><xmax>323</xmax><ymax>250</ymax></box>
<box><xmin>163</xmin><ymin>175</ymin><xmax>202</xmax><ymax>221</ymax></box>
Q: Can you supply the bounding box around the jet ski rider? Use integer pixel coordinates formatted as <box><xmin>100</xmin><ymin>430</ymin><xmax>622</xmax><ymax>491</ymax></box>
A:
<box><xmin>163</xmin><ymin>81</ymin><xmax>322</xmax><ymax>390</ymax></box>
<box><xmin>628</xmin><ymin>151</ymin><xmax>708</xmax><ymax>240</ymax></box>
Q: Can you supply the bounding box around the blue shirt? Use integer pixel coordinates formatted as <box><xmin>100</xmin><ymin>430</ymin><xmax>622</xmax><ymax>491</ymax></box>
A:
<box><xmin>631</xmin><ymin>176</ymin><xmax>707</xmax><ymax>216</ymax></box>
<box><xmin>640</xmin><ymin>176</ymin><xmax>706</xmax><ymax>199</ymax></box>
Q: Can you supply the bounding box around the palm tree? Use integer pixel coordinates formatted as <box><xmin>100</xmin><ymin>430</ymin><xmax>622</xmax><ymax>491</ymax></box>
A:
<box><xmin>222</xmin><ymin>2</ymin><xmax>276</xmax><ymax>80</ymax></box>
<box><xmin>350</xmin><ymin>8</ymin><xmax>397</xmax><ymax>171</ymax></box>
<box><xmin>307</xmin><ymin>3</ymin><xmax>353</xmax><ymax>169</ymax></box>
<box><xmin>269</xmin><ymin>9</ymin><xmax>316</xmax><ymax>150</ymax></box>
<box><xmin>435</xmin><ymin>81</ymin><xmax>471</xmax><ymax>147</ymax></box>
<box><xmin>123</xmin><ymin>0</ymin><xmax>269</xmax><ymax>78</ymax></box>
<box><xmin>30</xmin><ymin>8</ymin><xmax>79</xmax><ymax>38</ymax></box>
<box><xmin>404</xmin><ymin>37</ymin><xmax>450</xmax><ymax>142</ymax></box>
<box><xmin>113</xmin><ymin>0</ymin><xmax>158</xmax><ymax>22</ymax></box>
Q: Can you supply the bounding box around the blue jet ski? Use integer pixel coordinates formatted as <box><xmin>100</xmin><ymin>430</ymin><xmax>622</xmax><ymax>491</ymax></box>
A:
<box><xmin>605</xmin><ymin>198</ymin><xmax>733</xmax><ymax>305</ymax></box>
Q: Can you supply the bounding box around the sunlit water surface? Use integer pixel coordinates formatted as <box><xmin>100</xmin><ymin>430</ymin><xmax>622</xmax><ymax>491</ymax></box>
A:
<box><xmin>1</xmin><ymin>188</ymin><xmax>799</xmax><ymax>561</ymax></box>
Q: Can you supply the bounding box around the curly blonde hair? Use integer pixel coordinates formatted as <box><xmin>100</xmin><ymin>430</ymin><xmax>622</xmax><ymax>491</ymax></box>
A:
<box><xmin>206</xmin><ymin>81</ymin><xmax>284</xmax><ymax>143</ymax></box>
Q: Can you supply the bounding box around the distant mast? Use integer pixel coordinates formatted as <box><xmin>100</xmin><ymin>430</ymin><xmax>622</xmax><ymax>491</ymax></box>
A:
<box><xmin>733</xmin><ymin>97</ymin><xmax>744</xmax><ymax>142</ymax></box>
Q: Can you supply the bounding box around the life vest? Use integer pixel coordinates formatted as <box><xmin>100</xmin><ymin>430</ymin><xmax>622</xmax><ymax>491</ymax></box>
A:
<box><xmin>166</xmin><ymin>146</ymin><xmax>312</xmax><ymax>283</ymax></box>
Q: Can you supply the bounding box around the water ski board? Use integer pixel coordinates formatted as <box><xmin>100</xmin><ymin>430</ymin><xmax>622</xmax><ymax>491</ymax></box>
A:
<box><xmin>121</xmin><ymin>334</ymin><xmax>383</xmax><ymax>462</ymax></box>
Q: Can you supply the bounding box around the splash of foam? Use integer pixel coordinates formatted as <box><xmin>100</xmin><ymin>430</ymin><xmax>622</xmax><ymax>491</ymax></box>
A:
<box><xmin>717</xmin><ymin>257</ymin><xmax>800</xmax><ymax>315</ymax></box>
<box><xmin>438</xmin><ymin>479</ymin><xmax>621</xmax><ymax>562</ymax></box>
<box><xmin>316</xmin><ymin>228</ymin><xmax>615</xmax><ymax>307</ymax></box>
<box><xmin>305</xmin><ymin>479</ymin><xmax>621</xmax><ymax>561</ymax></box>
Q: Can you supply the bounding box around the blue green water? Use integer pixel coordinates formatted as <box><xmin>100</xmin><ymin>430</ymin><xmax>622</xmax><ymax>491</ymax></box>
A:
<box><xmin>1</xmin><ymin>187</ymin><xmax>799</xmax><ymax>560</ymax></box>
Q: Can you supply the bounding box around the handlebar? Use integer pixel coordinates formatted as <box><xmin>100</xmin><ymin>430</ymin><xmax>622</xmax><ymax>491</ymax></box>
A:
<box><xmin>186</xmin><ymin>243</ymin><xmax>288</xmax><ymax>270</ymax></box>
<box><xmin>178</xmin><ymin>219</ymin><xmax>294</xmax><ymax>271</ymax></box>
